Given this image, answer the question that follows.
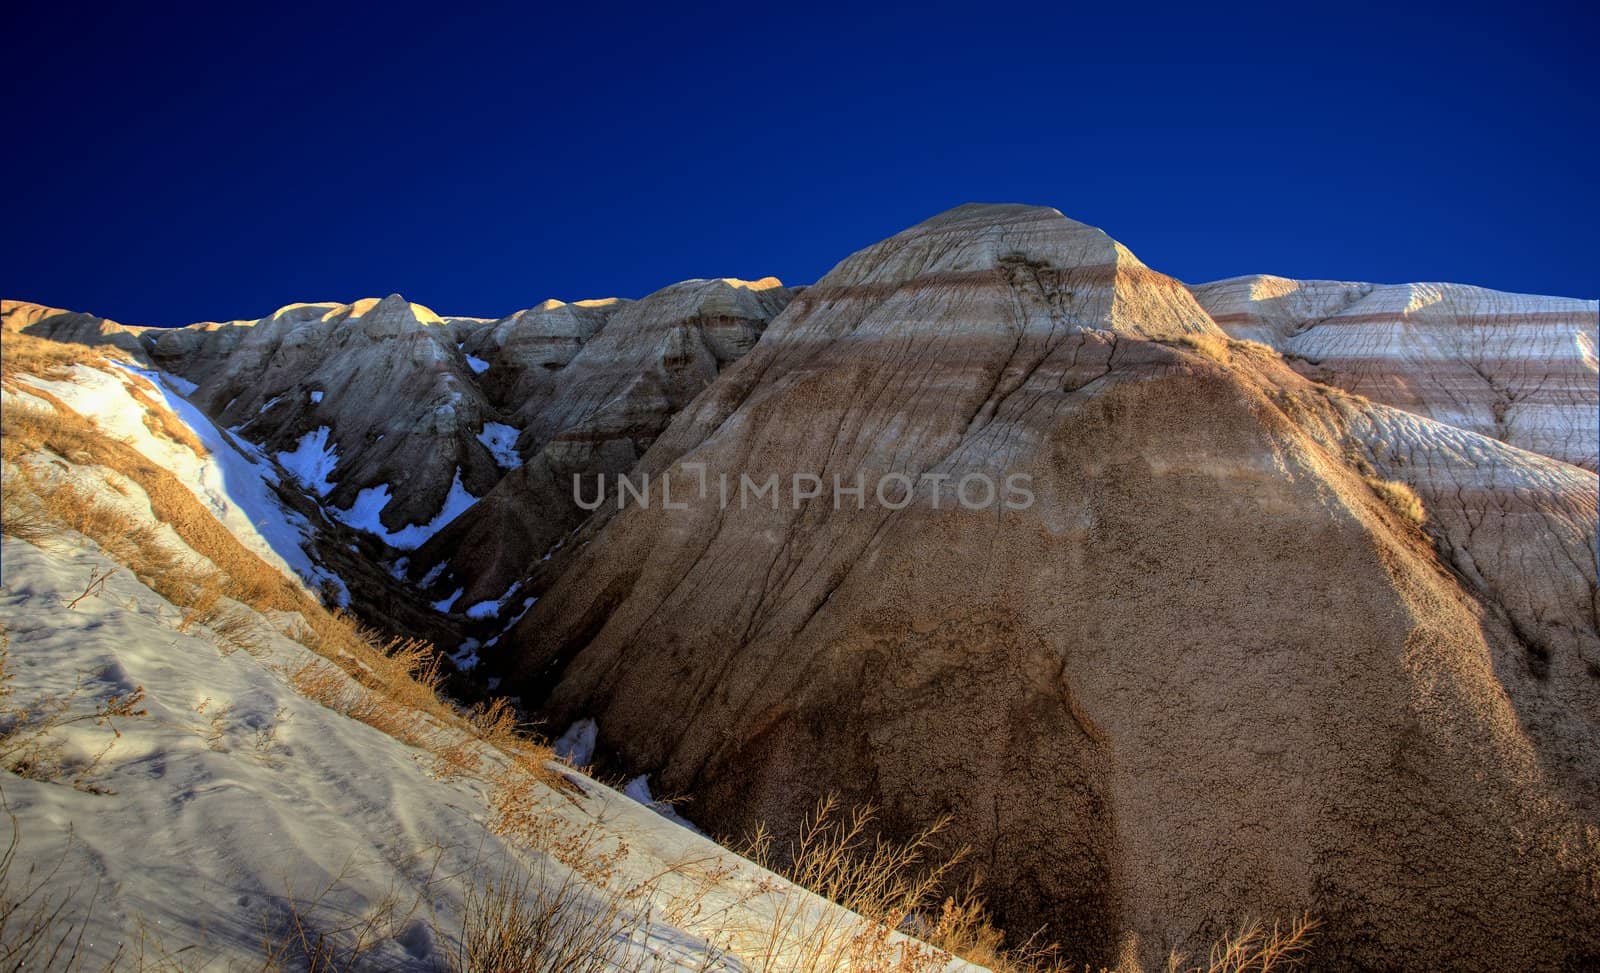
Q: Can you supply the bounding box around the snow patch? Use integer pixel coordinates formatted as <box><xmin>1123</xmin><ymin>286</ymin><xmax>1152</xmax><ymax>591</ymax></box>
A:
<box><xmin>276</xmin><ymin>427</ymin><xmax>338</xmax><ymax>496</ymax></box>
<box><xmin>623</xmin><ymin>774</ymin><xmax>705</xmax><ymax>835</ymax></box>
<box><xmin>476</xmin><ymin>422</ymin><xmax>523</xmax><ymax>470</ymax></box>
<box><xmin>554</xmin><ymin>718</ymin><xmax>598</xmax><ymax>766</ymax></box>
<box><xmin>331</xmin><ymin>469</ymin><xmax>478</xmax><ymax>551</ymax></box>
<box><xmin>449</xmin><ymin>638</ymin><xmax>480</xmax><ymax>671</ymax></box>
<box><xmin>464</xmin><ymin>354</ymin><xmax>490</xmax><ymax>374</ymax></box>
<box><xmin>464</xmin><ymin>581</ymin><xmax>521</xmax><ymax>620</ymax></box>
<box><xmin>160</xmin><ymin>371</ymin><xmax>198</xmax><ymax>395</ymax></box>
<box><xmin>0</xmin><ymin>538</ymin><xmax>960</xmax><ymax>973</ymax></box>
<box><xmin>432</xmin><ymin>588</ymin><xmax>463</xmax><ymax>613</ymax></box>
<box><xmin>26</xmin><ymin>363</ymin><xmax>332</xmax><ymax>595</ymax></box>
<box><xmin>309</xmin><ymin>390</ymin><xmax>324</xmax><ymax>404</ymax></box>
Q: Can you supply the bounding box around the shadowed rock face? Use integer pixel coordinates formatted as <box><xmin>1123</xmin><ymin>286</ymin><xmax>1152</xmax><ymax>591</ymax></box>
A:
<box><xmin>503</xmin><ymin>205</ymin><xmax>1600</xmax><ymax>970</ymax></box>
<box><xmin>1192</xmin><ymin>275</ymin><xmax>1600</xmax><ymax>470</ymax></box>
<box><xmin>410</xmin><ymin>276</ymin><xmax>795</xmax><ymax>607</ymax></box>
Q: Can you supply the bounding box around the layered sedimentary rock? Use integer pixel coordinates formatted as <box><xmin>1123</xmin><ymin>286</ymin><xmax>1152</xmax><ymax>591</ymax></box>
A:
<box><xmin>1192</xmin><ymin>275</ymin><xmax>1599</xmax><ymax>470</ymax></box>
<box><xmin>9</xmin><ymin>203</ymin><xmax>1597</xmax><ymax>970</ymax></box>
<box><xmin>144</xmin><ymin>295</ymin><xmax>505</xmax><ymax>531</ymax></box>
<box><xmin>459</xmin><ymin>296</ymin><xmax>626</xmax><ymax>414</ymax></box>
<box><xmin>502</xmin><ymin>205</ymin><xmax>1600</xmax><ymax>970</ymax></box>
<box><xmin>411</xmin><ymin>277</ymin><xmax>795</xmax><ymax>608</ymax></box>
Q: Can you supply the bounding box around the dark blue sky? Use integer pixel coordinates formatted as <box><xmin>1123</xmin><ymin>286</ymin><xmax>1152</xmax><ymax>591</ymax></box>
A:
<box><xmin>6</xmin><ymin>1</ymin><xmax>1595</xmax><ymax>327</ymax></box>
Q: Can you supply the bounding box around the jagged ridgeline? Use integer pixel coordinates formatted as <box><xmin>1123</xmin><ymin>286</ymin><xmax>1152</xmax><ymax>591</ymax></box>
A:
<box><xmin>4</xmin><ymin>203</ymin><xmax>1597</xmax><ymax>970</ymax></box>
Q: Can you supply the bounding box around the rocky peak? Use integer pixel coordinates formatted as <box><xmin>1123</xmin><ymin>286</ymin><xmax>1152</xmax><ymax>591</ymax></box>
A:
<box><xmin>798</xmin><ymin>203</ymin><xmax>1216</xmax><ymax>343</ymax></box>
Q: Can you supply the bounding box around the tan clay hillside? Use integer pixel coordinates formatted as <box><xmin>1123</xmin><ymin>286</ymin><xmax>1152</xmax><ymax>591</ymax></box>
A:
<box><xmin>499</xmin><ymin>205</ymin><xmax>1600</xmax><ymax>970</ymax></box>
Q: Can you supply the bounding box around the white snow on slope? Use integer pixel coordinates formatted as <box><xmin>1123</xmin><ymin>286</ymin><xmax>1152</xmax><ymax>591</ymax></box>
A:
<box><xmin>464</xmin><ymin>581</ymin><xmax>521</xmax><ymax>620</ymax></box>
<box><xmin>309</xmin><ymin>389</ymin><xmax>324</xmax><ymax>404</ymax></box>
<box><xmin>464</xmin><ymin>353</ymin><xmax>490</xmax><ymax>374</ymax></box>
<box><xmin>0</xmin><ymin>536</ymin><xmax>982</xmax><ymax>972</ymax></box>
<box><xmin>332</xmin><ymin>469</ymin><xmax>478</xmax><ymax>551</ymax></box>
<box><xmin>476</xmin><ymin>421</ymin><xmax>523</xmax><ymax>470</ymax></box>
<box><xmin>625</xmin><ymin>774</ymin><xmax>706</xmax><ymax>836</ymax></box>
<box><xmin>15</xmin><ymin>363</ymin><xmax>331</xmax><ymax>592</ymax></box>
<box><xmin>555</xmin><ymin>718</ymin><xmax>599</xmax><ymax>766</ymax></box>
<box><xmin>161</xmin><ymin>370</ymin><xmax>199</xmax><ymax>395</ymax></box>
<box><xmin>276</xmin><ymin>426</ymin><xmax>339</xmax><ymax>496</ymax></box>
<box><xmin>449</xmin><ymin>637</ymin><xmax>481</xmax><ymax>671</ymax></box>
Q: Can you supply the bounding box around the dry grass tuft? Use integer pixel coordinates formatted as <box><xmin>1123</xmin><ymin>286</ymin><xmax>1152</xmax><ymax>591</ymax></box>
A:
<box><xmin>1166</xmin><ymin>914</ymin><xmax>1318</xmax><ymax>973</ymax></box>
<box><xmin>121</xmin><ymin>377</ymin><xmax>209</xmax><ymax>459</ymax></box>
<box><xmin>0</xmin><ymin>805</ymin><xmax>127</xmax><ymax>971</ymax></box>
<box><xmin>0</xmin><ymin>331</ymin><xmax>110</xmax><ymax>385</ymax></box>
<box><xmin>2</xmin><ymin>392</ymin><xmax>302</xmax><ymax>615</ymax></box>
<box><xmin>732</xmin><ymin>796</ymin><xmax>961</xmax><ymax>973</ymax></box>
<box><xmin>0</xmin><ymin>472</ymin><xmax>55</xmax><ymax>544</ymax></box>
<box><xmin>448</xmin><ymin>859</ymin><xmax>667</xmax><ymax>973</ymax></box>
<box><xmin>920</xmin><ymin>878</ymin><xmax>1063</xmax><ymax>973</ymax></box>
<box><xmin>0</xmin><ymin>399</ymin><xmax>100</xmax><ymax>464</ymax></box>
<box><xmin>253</xmin><ymin>854</ymin><xmax>440</xmax><ymax>973</ymax></box>
<box><xmin>1</xmin><ymin>641</ymin><xmax>148</xmax><ymax>792</ymax></box>
<box><xmin>1226</xmin><ymin>338</ymin><xmax>1280</xmax><ymax>358</ymax></box>
<box><xmin>1363</xmin><ymin>476</ymin><xmax>1425</xmax><ymax>525</ymax></box>
<box><xmin>1175</xmin><ymin>332</ymin><xmax>1232</xmax><ymax>364</ymax></box>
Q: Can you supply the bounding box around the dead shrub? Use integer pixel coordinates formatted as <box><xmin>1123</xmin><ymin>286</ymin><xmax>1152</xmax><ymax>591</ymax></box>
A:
<box><xmin>0</xmin><ymin>642</ymin><xmax>147</xmax><ymax>791</ymax></box>
<box><xmin>448</xmin><ymin>858</ymin><xmax>667</xmax><ymax>973</ymax></box>
<box><xmin>733</xmin><ymin>796</ymin><xmax>959</xmax><ymax>973</ymax></box>
<box><xmin>1167</xmin><ymin>914</ymin><xmax>1318</xmax><ymax>973</ymax></box>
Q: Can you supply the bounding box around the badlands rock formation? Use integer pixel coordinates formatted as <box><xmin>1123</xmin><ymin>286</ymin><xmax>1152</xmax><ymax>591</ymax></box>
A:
<box><xmin>4</xmin><ymin>282</ymin><xmax>793</xmax><ymax>641</ymax></box>
<box><xmin>413</xmin><ymin>277</ymin><xmax>794</xmax><ymax>608</ymax></box>
<box><xmin>1</xmin><ymin>298</ymin><xmax>149</xmax><ymax>352</ymax></box>
<box><xmin>150</xmin><ymin>295</ymin><xmax>505</xmax><ymax>530</ymax></box>
<box><xmin>499</xmin><ymin>205</ymin><xmax>1600</xmax><ymax>970</ymax></box>
<box><xmin>5</xmin><ymin>203</ymin><xmax>1596</xmax><ymax>971</ymax></box>
<box><xmin>1192</xmin><ymin>275</ymin><xmax>1599</xmax><ymax>469</ymax></box>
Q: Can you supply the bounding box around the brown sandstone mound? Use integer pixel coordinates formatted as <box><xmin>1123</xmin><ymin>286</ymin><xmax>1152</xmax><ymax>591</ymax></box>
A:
<box><xmin>503</xmin><ymin>205</ymin><xmax>1600</xmax><ymax>970</ymax></box>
